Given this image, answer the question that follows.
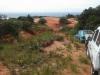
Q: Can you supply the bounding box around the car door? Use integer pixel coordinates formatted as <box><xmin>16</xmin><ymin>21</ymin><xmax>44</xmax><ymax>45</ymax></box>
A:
<box><xmin>88</xmin><ymin>30</ymin><xmax>99</xmax><ymax>62</ymax></box>
<box><xmin>94</xmin><ymin>32</ymin><xmax>100</xmax><ymax>70</ymax></box>
<box><xmin>88</xmin><ymin>30</ymin><xmax>100</xmax><ymax>69</ymax></box>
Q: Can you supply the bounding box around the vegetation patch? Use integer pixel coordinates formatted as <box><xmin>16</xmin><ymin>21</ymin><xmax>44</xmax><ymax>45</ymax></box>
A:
<box><xmin>70</xmin><ymin>64</ymin><xmax>79</xmax><ymax>74</ymax></box>
<box><xmin>78</xmin><ymin>55</ymin><xmax>90</xmax><ymax>65</ymax></box>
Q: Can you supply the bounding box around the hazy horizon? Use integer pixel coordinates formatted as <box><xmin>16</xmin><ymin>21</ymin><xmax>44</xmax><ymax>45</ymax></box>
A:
<box><xmin>0</xmin><ymin>12</ymin><xmax>81</xmax><ymax>18</ymax></box>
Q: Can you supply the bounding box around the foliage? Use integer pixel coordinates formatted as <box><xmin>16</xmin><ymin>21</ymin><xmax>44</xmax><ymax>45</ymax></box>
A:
<box><xmin>17</xmin><ymin>14</ymin><xmax>33</xmax><ymax>23</ymax></box>
<box><xmin>0</xmin><ymin>20</ymin><xmax>21</xmax><ymax>38</ymax></box>
<box><xmin>61</xmin><ymin>27</ymin><xmax>78</xmax><ymax>35</ymax></box>
<box><xmin>59</xmin><ymin>17</ymin><xmax>67</xmax><ymax>26</ymax></box>
<box><xmin>0</xmin><ymin>19</ymin><xmax>33</xmax><ymax>40</ymax></box>
<box><xmin>39</xmin><ymin>18</ymin><xmax>46</xmax><ymax>24</ymax></box>
<box><xmin>70</xmin><ymin>64</ymin><xmax>78</xmax><ymax>74</ymax></box>
<box><xmin>66</xmin><ymin>14</ymin><xmax>76</xmax><ymax>18</ymax></box>
<box><xmin>79</xmin><ymin>5</ymin><xmax>100</xmax><ymax>30</ymax></box>
<box><xmin>78</xmin><ymin>55</ymin><xmax>90</xmax><ymax>65</ymax></box>
<box><xmin>21</xmin><ymin>21</ymin><xmax>33</xmax><ymax>31</ymax></box>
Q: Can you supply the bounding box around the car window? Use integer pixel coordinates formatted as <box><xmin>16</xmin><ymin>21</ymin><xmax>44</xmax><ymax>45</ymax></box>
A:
<box><xmin>84</xmin><ymin>30</ymin><xmax>93</xmax><ymax>35</ymax></box>
<box><xmin>83</xmin><ymin>31</ymin><xmax>86</xmax><ymax>35</ymax></box>
<box><xmin>93</xmin><ymin>30</ymin><xmax>99</xmax><ymax>42</ymax></box>
<box><xmin>96</xmin><ymin>32</ymin><xmax>100</xmax><ymax>46</ymax></box>
<box><xmin>86</xmin><ymin>31</ymin><xmax>93</xmax><ymax>34</ymax></box>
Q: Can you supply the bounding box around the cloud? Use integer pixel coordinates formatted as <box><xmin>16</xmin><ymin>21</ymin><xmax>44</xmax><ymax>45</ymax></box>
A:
<box><xmin>0</xmin><ymin>0</ymin><xmax>99</xmax><ymax>13</ymax></box>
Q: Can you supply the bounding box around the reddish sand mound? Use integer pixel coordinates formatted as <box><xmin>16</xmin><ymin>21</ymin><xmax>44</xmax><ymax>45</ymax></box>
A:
<box><xmin>44</xmin><ymin>17</ymin><xmax>60</xmax><ymax>31</ymax></box>
<box><xmin>0</xmin><ymin>63</ymin><xmax>10</xmax><ymax>75</ymax></box>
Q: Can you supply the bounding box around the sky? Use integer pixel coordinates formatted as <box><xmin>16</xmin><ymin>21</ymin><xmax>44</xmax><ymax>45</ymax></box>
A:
<box><xmin>0</xmin><ymin>0</ymin><xmax>100</xmax><ymax>13</ymax></box>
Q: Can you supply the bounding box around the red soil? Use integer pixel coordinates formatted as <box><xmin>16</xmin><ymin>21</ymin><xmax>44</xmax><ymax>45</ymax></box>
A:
<box><xmin>0</xmin><ymin>63</ymin><xmax>10</xmax><ymax>75</ymax></box>
<box><xmin>44</xmin><ymin>17</ymin><xmax>60</xmax><ymax>31</ymax></box>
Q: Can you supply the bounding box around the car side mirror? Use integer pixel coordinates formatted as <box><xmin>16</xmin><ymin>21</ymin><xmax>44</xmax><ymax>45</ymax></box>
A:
<box><xmin>88</xmin><ymin>36</ymin><xmax>92</xmax><ymax>41</ymax></box>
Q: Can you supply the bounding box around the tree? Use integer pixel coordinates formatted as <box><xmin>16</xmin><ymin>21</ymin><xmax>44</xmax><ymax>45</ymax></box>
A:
<box><xmin>22</xmin><ymin>21</ymin><xmax>33</xmax><ymax>31</ymax></box>
<box><xmin>66</xmin><ymin>14</ymin><xmax>75</xmax><ymax>18</ymax></box>
<box><xmin>17</xmin><ymin>14</ymin><xmax>33</xmax><ymax>23</ymax></box>
<box><xmin>27</xmin><ymin>14</ymin><xmax>34</xmax><ymax>23</ymax></box>
<box><xmin>0</xmin><ymin>21</ymin><xmax>18</xmax><ymax>38</ymax></box>
<box><xmin>39</xmin><ymin>18</ymin><xmax>46</xmax><ymax>24</ymax></box>
<box><xmin>78</xmin><ymin>6</ymin><xmax>100</xmax><ymax>30</ymax></box>
<box><xmin>59</xmin><ymin>17</ymin><xmax>67</xmax><ymax>26</ymax></box>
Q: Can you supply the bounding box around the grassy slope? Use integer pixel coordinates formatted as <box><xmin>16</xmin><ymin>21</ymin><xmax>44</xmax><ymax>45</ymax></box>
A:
<box><xmin>0</xmin><ymin>31</ymin><xmax>90</xmax><ymax>75</ymax></box>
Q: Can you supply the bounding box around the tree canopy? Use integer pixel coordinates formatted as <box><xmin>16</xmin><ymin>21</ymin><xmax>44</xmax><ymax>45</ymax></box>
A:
<box><xmin>79</xmin><ymin>5</ymin><xmax>100</xmax><ymax>30</ymax></box>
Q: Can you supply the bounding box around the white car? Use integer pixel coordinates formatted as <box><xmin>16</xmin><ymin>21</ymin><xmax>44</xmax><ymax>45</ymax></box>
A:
<box><xmin>87</xmin><ymin>27</ymin><xmax>100</xmax><ymax>75</ymax></box>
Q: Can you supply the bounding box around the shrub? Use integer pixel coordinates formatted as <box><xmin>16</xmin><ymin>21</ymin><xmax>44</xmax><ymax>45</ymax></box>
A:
<box><xmin>60</xmin><ymin>55</ymin><xmax>73</xmax><ymax>68</ymax></box>
<box><xmin>39</xmin><ymin>18</ymin><xmax>46</xmax><ymax>25</ymax></box>
<box><xmin>70</xmin><ymin>64</ymin><xmax>78</xmax><ymax>74</ymax></box>
<box><xmin>0</xmin><ymin>45</ymin><xmax>4</xmax><ymax>50</ymax></box>
<box><xmin>78</xmin><ymin>55</ymin><xmax>90</xmax><ymax>65</ymax></box>
<box><xmin>66</xmin><ymin>44</ymin><xmax>72</xmax><ymax>52</ymax></box>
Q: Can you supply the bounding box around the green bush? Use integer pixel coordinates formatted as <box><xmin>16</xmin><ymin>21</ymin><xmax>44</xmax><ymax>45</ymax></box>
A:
<box><xmin>78</xmin><ymin>55</ymin><xmax>90</xmax><ymax>65</ymax></box>
<box><xmin>70</xmin><ymin>64</ymin><xmax>78</xmax><ymax>74</ymax></box>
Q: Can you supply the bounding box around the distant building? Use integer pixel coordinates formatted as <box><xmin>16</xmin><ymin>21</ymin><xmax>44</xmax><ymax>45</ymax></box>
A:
<box><xmin>0</xmin><ymin>15</ymin><xmax>9</xmax><ymax>20</ymax></box>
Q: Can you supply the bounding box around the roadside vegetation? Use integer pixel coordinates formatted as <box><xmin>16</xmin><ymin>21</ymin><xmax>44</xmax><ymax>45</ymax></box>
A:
<box><xmin>0</xmin><ymin>26</ymin><xmax>90</xmax><ymax>75</ymax></box>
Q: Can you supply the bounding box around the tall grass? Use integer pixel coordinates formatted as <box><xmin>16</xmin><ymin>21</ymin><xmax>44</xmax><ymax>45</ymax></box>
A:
<box><xmin>70</xmin><ymin>64</ymin><xmax>79</xmax><ymax>74</ymax></box>
<box><xmin>78</xmin><ymin>55</ymin><xmax>90</xmax><ymax>65</ymax></box>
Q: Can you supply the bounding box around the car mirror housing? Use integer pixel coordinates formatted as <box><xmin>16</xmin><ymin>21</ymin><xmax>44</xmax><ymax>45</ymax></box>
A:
<box><xmin>88</xmin><ymin>36</ymin><xmax>92</xmax><ymax>41</ymax></box>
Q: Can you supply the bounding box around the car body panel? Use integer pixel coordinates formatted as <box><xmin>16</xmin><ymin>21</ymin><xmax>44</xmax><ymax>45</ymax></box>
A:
<box><xmin>87</xmin><ymin>29</ymin><xmax>100</xmax><ymax>71</ymax></box>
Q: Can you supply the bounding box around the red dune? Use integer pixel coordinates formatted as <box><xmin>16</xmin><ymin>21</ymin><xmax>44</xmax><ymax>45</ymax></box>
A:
<box><xmin>34</xmin><ymin>17</ymin><xmax>78</xmax><ymax>30</ymax></box>
<box><xmin>44</xmin><ymin>17</ymin><xmax>60</xmax><ymax>31</ymax></box>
